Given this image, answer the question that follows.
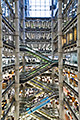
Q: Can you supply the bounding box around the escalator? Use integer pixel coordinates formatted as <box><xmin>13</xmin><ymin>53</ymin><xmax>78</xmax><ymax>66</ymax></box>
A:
<box><xmin>20</xmin><ymin>63</ymin><xmax>47</xmax><ymax>78</ymax></box>
<box><xmin>19</xmin><ymin>45</ymin><xmax>59</xmax><ymax>118</ymax></box>
<box><xmin>20</xmin><ymin>45</ymin><xmax>54</xmax><ymax>63</ymax></box>
<box><xmin>20</xmin><ymin>92</ymin><xmax>59</xmax><ymax>117</ymax></box>
<box><xmin>20</xmin><ymin>45</ymin><xmax>58</xmax><ymax>83</ymax></box>
<box><xmin>20</xmin><ymin>62</ymin><xmax>58</xmax><ymax>83</ymax></box>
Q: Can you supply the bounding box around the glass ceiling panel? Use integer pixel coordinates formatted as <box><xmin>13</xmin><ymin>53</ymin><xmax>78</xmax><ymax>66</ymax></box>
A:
<box><xmin>25</xmin><ymin>0</ymin><xmax>52</xmax><ymax>17</ymax></box>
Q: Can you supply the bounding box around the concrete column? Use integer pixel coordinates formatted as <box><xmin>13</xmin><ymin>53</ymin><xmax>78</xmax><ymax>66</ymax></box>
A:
<box><xmin>58</xmin><ymin>0</ymin><xmax>64</xmax><ymax>120</ymax></box>
<box><xmin>51</xmin><ymin>0</ymin><xmax>54</xmax><ymax>59</ymax></box>
<box><xmin>51</xmin><ymin>0</ymin><xmax>55</xmax><ymax>84</ymax></box>
<box><xmin>77</xmin><ymin>0</ymin><xmax>80</xmax><ymax>118</ymax></box>
<box><xmin>0</xmin><ymin>1</ymin><xmax>2</xmax><ymax>119</ymax></box>
<box><xmin>14</xmin><ymin>0</ymin><xmax>19</xmax><ymax>120</ymax></box>
<box><xmin>23</xmin><ymin>0</ymin><xmax>25</xmax><ymax>44</ymax></box>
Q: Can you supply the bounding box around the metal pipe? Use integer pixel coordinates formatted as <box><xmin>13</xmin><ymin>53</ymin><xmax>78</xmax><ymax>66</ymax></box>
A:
<box><xmin>0</xmin><ymin>1</ymin><xmax>2</xmax><ymax>119</ymax></box>
<box><xmin>14</xmin><ymin>0</ymin><xmax>19</xmax><ymax>119</ymax></box>
<box><xmin>58</xmin><ymin>0</ymin><xmax>64</xmax><ymax>119</ymax></box>
<box><xmin>23</xmin><ymin>0</ymin><xmax>25</xmax><ymax>44</ymax></box>
<box><xmin>77</xmin><ymin>0</ymin><xmax>80</xmax><ymax>118</ymax></box>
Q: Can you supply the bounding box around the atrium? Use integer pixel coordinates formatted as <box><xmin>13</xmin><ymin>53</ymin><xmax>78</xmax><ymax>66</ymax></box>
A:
<box><xmin>0</xmin><ymin>0</ymin><xmax>80</xmax><ymax>120</ymax></box>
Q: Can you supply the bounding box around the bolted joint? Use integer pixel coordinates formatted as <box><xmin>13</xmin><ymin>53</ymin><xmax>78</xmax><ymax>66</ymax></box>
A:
<box><xmin>15</xmin><ymin>16</ymin><xmax>19</xmax><ymax>20</ymax></box>
<box><xmin>15</xmin><ymin>83</ymin><xmax>19</xmax><ymax>88</ymax></box>
<box><xmin>58</xmin><ymin>16</ymin><xmax>62</xmax><ymax>19</ymax></box>
<box><xmin>14</xmin><ymin>100</ymin><xmax>19</xmax><ymax>105</ymax></box>
<box><xmin>59</xmin><ymin>100</ymin><xmax>64</xmax><ymax>106</ymax></box>
<box><xmin>0</xmin><ymin>72</ymin><xmax>3</xmax><ymax>76</ymax></box>
<box><xmin>0</xmin><ymin>7</ymin><xmax>2</xmax><ymax>15</ymax></box>
<box><xmin>59</xmin><ymin>82</ymin><xmax>63</xmax><ymax>87</ymax></box>
<box><xmin>0</xmin><ymin>80</ymin><xmax>2</xmax><ymax>82</ymax></box>
<box><xmin>14</xmin><ymin>31</ymin><xmax>19</xmax><ymax>36</ymax></box>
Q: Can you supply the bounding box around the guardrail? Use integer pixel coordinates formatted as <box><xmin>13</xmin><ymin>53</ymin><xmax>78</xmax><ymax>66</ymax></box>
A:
<box><xmin>1</xmin><ymin>98</ymin><xmax>15</xmax><ymax>120</ymax></box>
<box><xmin>2</xmin><ymin>81</ymin><xmax>15</xmax><ymax>97</ymax></box>
<box><xmin>2</xmin><ymin>63</ymin><xmax>15</xmax><ymax>72</ymax></box>
<box><xmin>64</xmin><ymin>98</ymin><xmax>79</xmax><ymax>120</ymax></box>
<box><xmin>63</xmin><ymin>81</ymin><xmax>78</xmax><ymax>97</ymax></box>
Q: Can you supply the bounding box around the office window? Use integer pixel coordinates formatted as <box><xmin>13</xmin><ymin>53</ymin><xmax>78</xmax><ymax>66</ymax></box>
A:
<box><xmin>70</xmin><ymin>32</ymin><xmax>73</xmax><ymax>41</ymax></box>
<box><xmin>74</xmin><ymin>27</ymin><xmax>77</xmax><ymax>41</ymax></box>
<box><xmin>67</xmin><ymin>33</ymin><xmax>70</xmax><ymax>44</ymax></box>
<box><xmin>62</xmin><ymin>35</ymin><xmax>66</xmax><ymax>46</ymax></box>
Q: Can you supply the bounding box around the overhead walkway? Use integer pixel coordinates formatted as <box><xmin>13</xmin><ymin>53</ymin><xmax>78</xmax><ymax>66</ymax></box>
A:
<box><xmin>20</xmin><ymin>62</ymin><xmax>58</xmax><ymax>83</ymax></box>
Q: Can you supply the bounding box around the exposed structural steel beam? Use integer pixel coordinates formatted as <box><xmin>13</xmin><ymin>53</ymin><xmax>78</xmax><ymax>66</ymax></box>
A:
<box><xmin>58</xmin><ymin>0</ymin><xmax>64</xmax><ymax>120</ymax></box>
<box><xmin>77</xmin><ymin>0</ymin><xmax>80</xmax><ymax>118</ymax></box>
<box><xmin>0</xmin><ymin>1</ymin><xmax>2</xmax><ymax>119</ymax></box>
<box><xmin>23</xmin><ymin>0</ymin><xmax>25</xmax><ymax>44</ymax></box>
<box><xmin>14</xmin><ymin>0</ymin><xmax>19</xmax><ymax>120</ymax></box>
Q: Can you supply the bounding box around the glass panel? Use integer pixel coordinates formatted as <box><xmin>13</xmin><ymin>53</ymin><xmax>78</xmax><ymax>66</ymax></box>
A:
<box><xmin>25</xmin><ymin>0</ymin><xmax>51</xmax><ymax>17</ymax></box>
